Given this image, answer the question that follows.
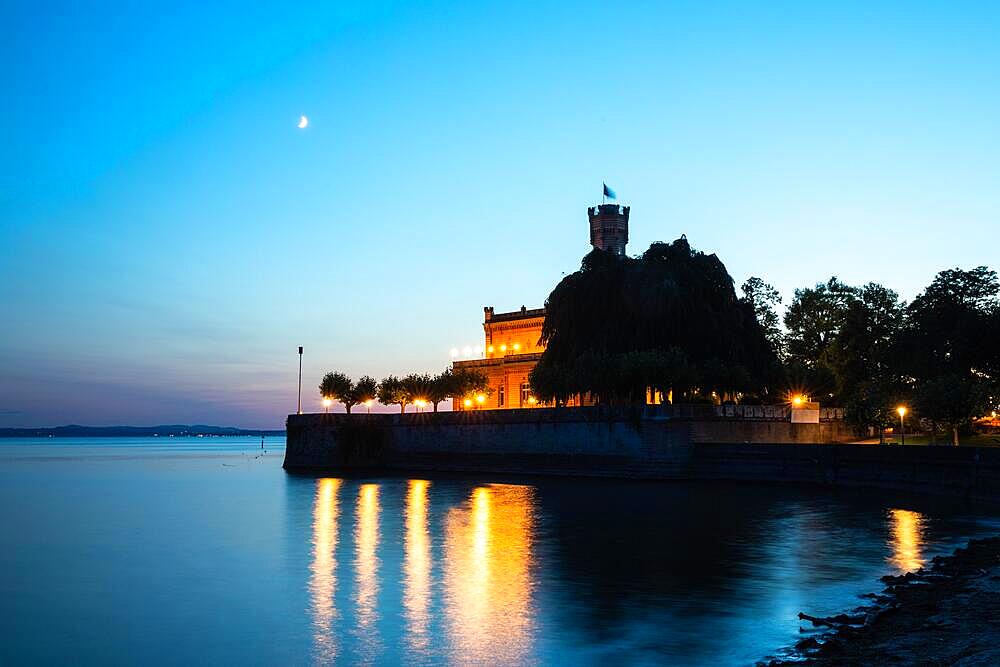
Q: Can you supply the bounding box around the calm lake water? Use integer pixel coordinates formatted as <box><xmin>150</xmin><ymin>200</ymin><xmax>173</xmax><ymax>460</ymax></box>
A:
<box><xmin>2</xmin><ymin>437</ymin><xmax>998</xmax><ymax>665</ymax></box>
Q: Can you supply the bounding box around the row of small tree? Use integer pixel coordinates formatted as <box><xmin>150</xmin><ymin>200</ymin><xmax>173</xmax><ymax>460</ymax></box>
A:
<box><xmin>319</xmin><ymin>368</ymin><xmax>489</xmax><ymax>414</ymax></box>
<box><xmin>530</xmin><ymin>348</ymin><xmax>752</xmax><ymax>406</ymax></box>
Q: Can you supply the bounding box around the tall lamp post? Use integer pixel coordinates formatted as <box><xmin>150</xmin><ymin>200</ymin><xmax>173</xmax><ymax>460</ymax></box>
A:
<box><xmin>297</xmin><ymin>346</ymin><xmax>303</xmax><ymax>415</ymax></box>
<box><xmin>897</xmin><ymin>406</ymin><xmax>907</xmax><ymax>446</ymax></box>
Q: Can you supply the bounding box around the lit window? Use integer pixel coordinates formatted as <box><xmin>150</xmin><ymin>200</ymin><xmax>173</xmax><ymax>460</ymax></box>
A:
<box><xmin>498</xmin><ymin>385</ymin><xmax>505</xmax><ymax>408</ymax></box>
<box><xmin>520</xmin><ymin>382</ymin><xmax>531</xmax><ymax>406</ymax></box>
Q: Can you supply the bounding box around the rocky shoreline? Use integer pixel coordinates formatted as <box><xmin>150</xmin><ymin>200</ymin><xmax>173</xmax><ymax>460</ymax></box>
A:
<box><xmin>763</xmin><ymin>536</ymin><xmax>1000</xmax><ymax>665</ymax></box>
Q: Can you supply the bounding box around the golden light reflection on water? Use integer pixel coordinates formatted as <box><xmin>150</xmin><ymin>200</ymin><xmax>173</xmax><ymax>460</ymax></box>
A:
<box><xmin>309</xmin><ymin>478</ymin><xmax>340</xmax><ymax>662</ymax></box>
<box><xmin>404</xmin><ymin>480</ymin><xmax>431</xmax><ymax>659</ymax></box>
<box><xmin>355</xmin><ymin>483</ymin><xmax>381</xmax><ymax>657</ymax></box>
<box><xmin>888</xmin><ymin>508</ymin><xmax>926</xmax><ymax>572</ymax></box>
<box><xmin>444</xmin><ymin>484</ymin><xmax>535</xmax><ymax>664</ymax></box>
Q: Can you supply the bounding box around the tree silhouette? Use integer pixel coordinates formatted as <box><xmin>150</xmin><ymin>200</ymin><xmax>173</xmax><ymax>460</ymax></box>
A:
<box><xmin>894</xmin><ymin>266</ymin><xmax>1000</xmax><ymax>444</ymax></box>
<box><xmin>319</xmin><ymin>371</ymin><xmax>352</xmax><ymax>412</ymax></box>
<box><xmin>349</xmin><ymin>375</ymin><xmax>378</xmax><ymax>413</ymax></box>
<box><xmin>401</xmin><ymin>373</ymin><xmax>434</xmax><ymax>409</ymax></box>
<box><xmin>451</xmin><ymin>368</ymin><xmax>490</xmax><ymax>405</ymax></box>
<box><xmin>741</xmin><ymin>277</ymin><xmax>784</xmax><ymax>357</ymax></box>
<box><xmin>377</xmin><ymin>375</ymin><xmax>408</xmax><ymax>413</ymax></box>
<box><xmin>319</xmin><ymin>372</ymin><xmax>377</xmax><ymax>414</ymax></box>
<box><xmin>531</xmin><ymin>238</ymin><xmax>780</xmax><ymax>404</ymax></box>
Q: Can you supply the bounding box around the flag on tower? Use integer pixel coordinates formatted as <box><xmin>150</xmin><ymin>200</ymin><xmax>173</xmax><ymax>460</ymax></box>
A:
<box><xmin>603</xmin><ymin>182</ymin><xmax>616</xmax><ymax>200</ymax></box>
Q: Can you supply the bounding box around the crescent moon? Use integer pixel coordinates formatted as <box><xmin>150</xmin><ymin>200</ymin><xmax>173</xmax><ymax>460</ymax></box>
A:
<box><xmin>298</xmin><ymin>115</ymin><xmax>309</xmax><ymax>129</ymax></box>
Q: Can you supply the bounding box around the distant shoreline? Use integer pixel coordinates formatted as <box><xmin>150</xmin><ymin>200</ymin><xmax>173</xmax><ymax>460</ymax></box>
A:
<box><xmin>0</xmin><ymin>425</ymin><xmax>285</xmax><ymax>438</ymax></box>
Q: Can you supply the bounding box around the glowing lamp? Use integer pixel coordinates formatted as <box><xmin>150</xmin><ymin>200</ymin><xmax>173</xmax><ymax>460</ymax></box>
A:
<box><xmin>513</xmin><ymin>342</ymin><xmax>521</xmax><ymax>351</ymax></box>
<box><xmin>792</xmin><ymin>395</ymin><xmax>804</xmax><ymax>407</ymax></box>
<box><xmin>487</xmin><ymin>346</ymin><xmax>494</xmax><ymax>354</ymax></box>
<box><xmin>500</xmin><ymin>344</ymin><xmax>507</xmax><ymax>352</ymax></box>
<box><xmin>897</xmin><ymin>406</ymin><xmax>907</xmax><ymax>418</ymax></box>
<box><xmin>475</xmin><ymin>394</ymin><xmax>486</xmax><ymax>404</ymax></box>
<box><xmin>527</xmin><ymin>396</ymin><xmax>537</xmax><ymax>405</ymax></box>
<box><xmin>463</xmin><ymin>398</ymin><xmax>473</xmax><ymax>408</ymax></box>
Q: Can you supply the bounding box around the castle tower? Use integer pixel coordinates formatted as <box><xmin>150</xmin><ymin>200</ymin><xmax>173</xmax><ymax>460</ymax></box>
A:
<box><xmin>588</xmin><ymin>203</ymin><xmax>630</xmax><ymax>256</ymax></box>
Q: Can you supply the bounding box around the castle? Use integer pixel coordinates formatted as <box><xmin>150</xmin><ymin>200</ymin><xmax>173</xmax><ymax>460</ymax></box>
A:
<box><xmin>452</xmin><ymin>203</ymin><xmax>630</xmax><ymax>410</ymax></box>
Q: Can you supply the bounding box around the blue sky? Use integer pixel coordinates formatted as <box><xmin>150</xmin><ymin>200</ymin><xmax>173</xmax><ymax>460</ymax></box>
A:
<box><xmin>2</xmin><ymin>1</ymin><xmax>999</xmax><ymax>428</ymax></box>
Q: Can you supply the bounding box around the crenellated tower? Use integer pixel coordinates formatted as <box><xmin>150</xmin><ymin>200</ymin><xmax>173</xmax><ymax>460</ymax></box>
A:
<box><xmin>588</xmin><ymin>203</ymin><xmax>630</xmax><ymax>256</ymax></box>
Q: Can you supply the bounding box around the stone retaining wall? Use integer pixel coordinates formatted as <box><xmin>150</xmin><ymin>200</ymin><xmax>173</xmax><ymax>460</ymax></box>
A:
<box><xmin>284</xmin><ymin>407</ymin><xmax>1000</xmax><ymax>504</ymax></box>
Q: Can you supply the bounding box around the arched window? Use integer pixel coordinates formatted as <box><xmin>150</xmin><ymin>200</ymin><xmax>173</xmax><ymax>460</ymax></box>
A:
<box><xmin>498</xmin><ymin>385</ymin><xmax>505</xmax><ymax>407</ymax></box>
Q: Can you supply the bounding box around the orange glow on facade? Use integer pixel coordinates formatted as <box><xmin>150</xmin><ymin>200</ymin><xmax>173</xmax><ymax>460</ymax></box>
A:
<box><xmin>310</xmin><ymin>478</ymin><xmax>341</xmax><ymax>662</ymax></box>
<box><xmin>444</xmin><ymin>484</ymin><xmax>536</xmax><ymax>663</ymax></box>
<box><xmin>453</xmin><ymin>306</ymin><xmax>549</xmax><ymax>410</ymax></box>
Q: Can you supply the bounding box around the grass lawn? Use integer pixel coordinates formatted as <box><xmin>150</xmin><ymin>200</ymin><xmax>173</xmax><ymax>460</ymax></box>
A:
<box><xmin>853</xmin><ymin>433</ymin><xmax>1000</xmax><ymax>447</ymax></box>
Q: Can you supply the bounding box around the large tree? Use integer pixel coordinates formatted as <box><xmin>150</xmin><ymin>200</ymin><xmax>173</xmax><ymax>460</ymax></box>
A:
<box><xmin>783</xmin><ymin>277</ymin><xmax>856</xmax><ymax>370</ymax></box>
<box><xmin>741</xmin><ymin>277</ymin><xmax>784</xmax><ymax>358</ymax></box>
<box><xmin>894</xmin><ymin>266</ymin><xmax>1000</xmax><ymax>444</ymax></box>
<box><xmin>827</xmin><ymin>283</ymin><xmax>906</xmax><ymax>436</ymax></box>
<box><xmin>531</xmin><ymin>238</ymin><xmax>780</xmax><ymax>405</ymax></box>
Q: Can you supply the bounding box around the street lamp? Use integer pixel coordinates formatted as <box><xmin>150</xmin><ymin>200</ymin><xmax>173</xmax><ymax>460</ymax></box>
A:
<box><xmin>897</xmin><ymin>406</ymin><xmax>907</xmax><ymax>445</ymax></box>
<box><xmin>322</xmin><ymin>397</ymin><xmax>332</xmax><ymax>413</ymax></box>
<box><xmin>297</xmin><ymin>346</ymin><xmax>304</xmax><ymax>414</ymax></box>
<box><xmin>365</xmin><ymin>399</ymin><xmax>373</xmax><ymax>414</ymax></box>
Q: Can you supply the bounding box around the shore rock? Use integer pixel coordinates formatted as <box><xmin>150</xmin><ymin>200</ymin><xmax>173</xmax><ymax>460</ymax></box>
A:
<box><xmin>763</xmin><ymin>536</ymin><xmax>1000</xmax><ymax>665</ymax></box>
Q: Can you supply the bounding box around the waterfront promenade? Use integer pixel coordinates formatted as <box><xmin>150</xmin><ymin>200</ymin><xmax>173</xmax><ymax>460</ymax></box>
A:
<box><xmin>284</xmin><ymin>406</ymin><xmax>1000</xmax><ymax>504</ymax></box>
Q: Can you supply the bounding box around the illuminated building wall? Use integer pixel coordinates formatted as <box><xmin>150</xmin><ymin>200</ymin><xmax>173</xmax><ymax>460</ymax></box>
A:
<box><xmin>453</xmin><ymin>306</ymin><xmax>547</xmax><ymax>410</ymax></box>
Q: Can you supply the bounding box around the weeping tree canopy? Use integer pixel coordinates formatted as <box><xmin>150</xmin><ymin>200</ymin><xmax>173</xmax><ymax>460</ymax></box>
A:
<box><xmin>530</xmin><ymin>238</ymin><xmax>781</xmax><ymax>404</ymax></box>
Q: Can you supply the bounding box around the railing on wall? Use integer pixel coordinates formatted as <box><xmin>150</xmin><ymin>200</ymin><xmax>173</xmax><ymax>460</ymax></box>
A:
<box><xmin>651</xmin><ymin>404</ymin><xmax>844</xmax><ymax>421</ymax></box>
